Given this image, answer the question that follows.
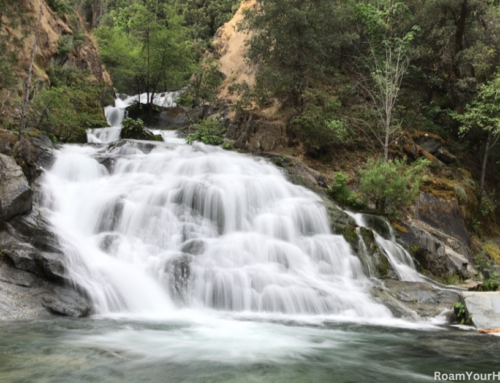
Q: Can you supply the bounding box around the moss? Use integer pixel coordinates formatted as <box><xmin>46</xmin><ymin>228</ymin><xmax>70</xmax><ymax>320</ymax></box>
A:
<box><xmin>338</xmin><ymin>225</ymin><xmax>359</xmax><ymax>251</ymax></box>
<box><xmin>482</xmin><ymin>241</ymin><xmax>500</xmax><ymax>267</ymax></box>
<box><xmin>391</xmin><ymin>221</ymin><xmax>409</xmax><ymax>234</ymax></box>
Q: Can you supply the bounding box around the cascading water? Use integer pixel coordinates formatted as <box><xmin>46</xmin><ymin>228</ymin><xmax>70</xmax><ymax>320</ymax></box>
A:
<box><xmin>41</xmin><ymin>138</ymin><xmax>393</xmax><ymax>318</ymax></box>
<box><xmin>87</xmin><ymin>91</ymin><xmax>181</xmax><ymax>144</ymax></box>
<box><xmin>348</xmin><ymin>212</ymin><xmax>422</xmax><ymax>282</ymax></box>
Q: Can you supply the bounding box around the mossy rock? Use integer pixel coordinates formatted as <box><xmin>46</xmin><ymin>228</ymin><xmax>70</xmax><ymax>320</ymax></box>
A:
<box><xmin>482</xmin><ymin>241</ymin><xmax>500</xmax><ymax>267</ymax></box>
<box><xmin>358</xmin><ymin>227</ymin><xmax>392</xmax><ymax>279</ymax></box>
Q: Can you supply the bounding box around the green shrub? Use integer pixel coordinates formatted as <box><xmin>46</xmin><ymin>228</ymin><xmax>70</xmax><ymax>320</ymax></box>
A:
<box><xmin>289</xmin><ymin>93</ymin><xmax>352</xmax><ymax>157</ymax></box>
<box><xmin>454</xmin><ymin>301</ymin><xmax>473</xmax><ymax>325</ymax></box>
<box><xmin>474</xmin><ymin>250</ymin><xmax>499</xmax><ymax>291</ymax></box>
<box><xmin>359</xmin><ymin>158</ymin><xmax>429</xmax><ymax>215</ymax></box>
<box><xmin>186</xmin><ymin>119</ymin><xmax>225</xmax><ymax>145</ymax></box>
<box><xmin>328</xmin><ymin>172</ymin><xmax>365</xmax><ymax>209</ymax></box>
<box><xmin>46</xmin><ymin>0</ymin><xmax>72</xmax><ymax>17</ymax></box>
<box><xmin>29</xmin><ymin>83</ymin><xmax>107</xmax><ymax>143</ymax></box>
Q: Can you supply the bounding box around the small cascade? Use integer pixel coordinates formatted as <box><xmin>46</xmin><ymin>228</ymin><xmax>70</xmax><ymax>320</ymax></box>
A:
<box><xmin>354</xmin><ymin>227</ymin><xmax>376</xmax><ymax>278</ymax></box>
<box><xmin>347</xmin><ymin>212</ymin><xmax>422</xmax><ymax>282</ymax></box>
<box><xmin>41</xmin><ymin>141</ymin><xmax>392</xmax><ymax>319</ymax></box>
<box><xmin>87</xmin><ymin>92</ymin><xmax>181</xmax><ymax>144</ymax></box>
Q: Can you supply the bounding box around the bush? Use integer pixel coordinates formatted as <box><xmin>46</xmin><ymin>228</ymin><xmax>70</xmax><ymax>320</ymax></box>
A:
<box><xmin>121</xmin><ymin>118</ymin><xmax>163</xmax><ymax>141</ymax></box>
<box><xmin>289</xmin><ymin>93</ymin><xmax>351</xmax><ymax>157</ymax></box>
<box><xmin>46</xmin><ymin>0</ymin><xmax>72</xmax><ymax>17</ymax></box>
<box><xmin>180</xmin><ymin>59</ymin><xmax>223</xmax><ymax>106</ymax></box>
<box><xmin>359</xmin><ymin>158</ymin><xmax>429</xmax><ymax>215</ymax></box>
<box><xmin>186</xmin><ymin>119</ymin><xmax>225</xmax><ymax>145</ymax></box>
<box><xmin>328</xmin><ymin>172</ymin><xmax>365</xmax><ymax>209</ymax></box>
<box><xmin>29</xmin><ymin>84</ymin><xmax>107</xmax><ymax>143</ymax></box>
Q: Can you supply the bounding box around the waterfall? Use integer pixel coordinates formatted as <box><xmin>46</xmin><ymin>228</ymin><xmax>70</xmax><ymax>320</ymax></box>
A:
<box><xmin>347</xmin><ymin>212</ymin><xmax>422</xmax><ymax>282</ymax></box>
<box><xmin>41</xmin><ymin>140</ymin><xmax>392</xmax><ymax>319</ymax></box>
<box><xmin>87</xmin><ymin>91</ymin><xmax>181</xmax><ymax>144</ymax></box>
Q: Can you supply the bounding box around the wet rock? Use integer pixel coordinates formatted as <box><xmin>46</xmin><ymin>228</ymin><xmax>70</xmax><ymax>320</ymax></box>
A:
<box><xmin>460</xmin><ymin>292</ymin><xmax>500</xmax><ymax>332</ymax></box>
<box><xmin>0</xmin><ymin>232</ymin><xmax>65</xmax><ymax>281</ymax></box>
<box><xmin>325</xmin><ymin>203</ymin><xmax>356</xmax><ymax>235</ymax></box>
<box><xmin>42</xmin><ymin>286</ymin><xmax>92</xmax><ymax>317</ymax></box>
<box><xmin>257</xmin><ymin>153</ymin><xmax>327</xmax><ymax>193</ymax></box>
<box><xmin>363</xmin><ymin>214</ymin><xmax>391</xmax><ymax>240</ymax></box>
<box><xmin>357</xmin><ymin>227</ymin><xmax>393</xmax><ymax>279</ymax></box>
<box><xmin>181</xmin><ymin>240</ymin><xmax>206</xmax><ymax>256</ymax></box>
<box><xmin>165</xmin><ymin>254</ymin><xmax>192</xmax><ymax>304</ymax></box>
<box><xmin>0</xmin><ymin>153</ymin><xmax>33</xmax><ymax>221</ymax></box>
<box><xmin>371</xmin><ymin>280</ymin><xmax>461</xmax><ymax>318</ymax></box>
<box><xmin>399</xmin><ymin>222</ymin><xmax>475</xmax><ymax>280</ymax></box>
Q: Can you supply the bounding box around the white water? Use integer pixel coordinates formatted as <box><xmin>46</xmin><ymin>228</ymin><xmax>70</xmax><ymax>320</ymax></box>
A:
<box><xmin>347</xmin><ymin>212</ymin><xmax>422</xmax><ymax>281</ymax></box>
<box><xmin>87</xmin><ymin>91</ymin><xmax>181</xmax><ymax>144</ymax></box>
<box><xmin>41</xmin><ymin>140</ymin><xmax>393</xmax><ymax>319</ymax></box>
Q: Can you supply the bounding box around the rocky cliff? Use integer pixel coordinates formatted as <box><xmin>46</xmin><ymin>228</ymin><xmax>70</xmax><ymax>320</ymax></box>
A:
<box><xmin>0</xmin><ymin>0</ymin><xmax>110</xmax><ymax>120</ymax></box>
<box><xmin>0</xmin><ymin>0</ymin><xmax>107</xmax><ymax>319</ymax></box>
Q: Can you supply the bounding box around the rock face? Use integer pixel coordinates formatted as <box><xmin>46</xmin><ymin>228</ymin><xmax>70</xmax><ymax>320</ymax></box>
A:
<box><xmin>214</xmin><ymin>0</ymin><xmax>257</xmax><ymax>102</ymax></box>
<box><xmin>0</xmin><ymin>202</ymin><xmax>93</xmax><ymax>320</ymax></box>
<box><xmin>1</xmin><ymin>0</ymin><xmax>111</xmax><ymax>85</ymax></box>
<box><xmin>0</xmin><ymin>206</ymin><xmax>93</xmax><ymax>320</ymax></box>
<box><xmin>460</xmin><ymin>292</ymin><xmax>500</xmax><ymax>332</ymax></box>
<box><xmin>0</xmin><ymin>153</ymin><xmax>33</xmax><ymax>221</ymax></box>
<box><xmin>226</xmin><ymin>110</ymin><xmax>288</xmax><ymax>152</ymax></box>
<box><xmin>372</xmin><ymin>280</ymin><xmax>461</xmax><ymax>318</ymax></box>
<box><xmin>0</xmin><ymin>134</ymin><xmax>91</xmax><ymax>320</ymax></box>
<box><xmin>400</xmin><ymin>221</ymin><xmax>476</xmax><ymax>280</ymax></box>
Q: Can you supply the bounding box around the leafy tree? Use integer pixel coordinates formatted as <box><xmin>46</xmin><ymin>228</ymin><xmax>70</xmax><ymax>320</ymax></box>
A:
<box><xmin>242</xmin><ymin>0</ymin><xmax>356</xmax><ymax>110</ymax></box>
<box><xmin>96</xmin><ymin>0</ymin><xmax>195</xmax><ymax>102</ymax></box>
<box><xmin>359</xmin><ymin>158</ymin><xmax>429</xmax><ymax>215</ymax></box>
<box><xmin>408</xmin><ymin>0</ymin><xmax>500</xmax><ymax>109</ymax></box>
<box><xmin>28</xmin><ymin>73</ymin><xmax>108</xmax><ymax>142</ymax></box>
<box><xmin>354</xmin><ymin>1</ymin><xmax>419</xmax><ymax>161</ymax></box>
<box><xmin>453</xmin><ymin>72</ymin><xmax>500</xmax><ymax>210</ymax></box>
<box><xmin>172</xmin><ymin>0</ymin><xmax>240</xmax><ymax>42</ymax></box>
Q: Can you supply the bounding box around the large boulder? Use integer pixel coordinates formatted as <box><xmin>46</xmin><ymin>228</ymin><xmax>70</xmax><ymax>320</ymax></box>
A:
<box><xmin>399</xmin><ymin>222</ymin><xmax>476</xmax><ymax>280</ymax></box>
<box><xmin>460</xmin><ymin>292</ymin><xmax>500</xmax><ymax>332</ymax></box>
<box><xmin>372</xmin><ymin>280</ymin><xmax>461</xmax><ymax>318</ymax></box>
<box><xmin>416</xmin><ymin>192</ymin><xmax>471</xmax><ymax>246</ymax></box>
<box><xmin>0</xmin><ymin>153</ymin><xmax>32</xmax><ymax>221</ymax></box>
<box><xmin>0</xmin><ymin>205</ymin><xmax>92</xmax><ymax>320</ymax></box>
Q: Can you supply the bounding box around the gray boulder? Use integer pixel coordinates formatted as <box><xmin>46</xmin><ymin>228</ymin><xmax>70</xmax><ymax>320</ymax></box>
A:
<box><xmin>460</xmin><ymin>292</ymin><xmax>500</xmax><ymax>332</ymax></box>
<box><xmin>372</xmin><ymin>280</ymin><xmax>461</xmax><ymax>318</ymax></box>
<box><xmin>0</xmin><ymin>153</ymin><xmax>32</xmax><ymax>221</ymax></box>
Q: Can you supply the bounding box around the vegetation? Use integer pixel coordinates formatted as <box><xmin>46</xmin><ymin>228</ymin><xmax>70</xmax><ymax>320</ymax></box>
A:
<box><xmin>186</xmin><ymin>119</ymin><xmax>225</xmax><ymax>145</ymax></box>
<box><xmin>96</xmin><ymin>0</ymin><xmax>195</xmax><ymax>103</ymax></box>
<box><xmin>359</xmin><ymin>158</ymin><xmax>429</xmax><ymax>215</ymax></box>
<box><xmin>328</xmin><ymin>172</ymin><xmax>365</xmax><ymax>210</ymax></box>
<box><xmin>474</xmin><ymin>248</ymin><xmax>500</xmax><ymax>292</ymax></box>
<box><xmin>454</xmin><ymin>301</ymin><xmax>473</xmax><ymax>325</ymax></box>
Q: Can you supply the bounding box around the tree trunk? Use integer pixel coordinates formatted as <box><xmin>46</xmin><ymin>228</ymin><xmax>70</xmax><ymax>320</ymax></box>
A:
<box><xmin>478</xmin><ymin>129</ymin><xmax>492</xmax><ymax>211</ymax></box>
<box><xmin>19</xmin><ymin>3</ymin><xmax>43</xmax><ymax>140</ymax></box>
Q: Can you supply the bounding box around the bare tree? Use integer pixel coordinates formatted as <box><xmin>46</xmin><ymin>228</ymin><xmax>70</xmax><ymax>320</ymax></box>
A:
<box><xmin>359</xmin><ymin>37</ymin><xmax>411</xmax><ymax>162</ymax></box>
<box><xmin>19</xmin><ymin>2</ymin><xmax>43</xmax><ymax>140</ymax></box>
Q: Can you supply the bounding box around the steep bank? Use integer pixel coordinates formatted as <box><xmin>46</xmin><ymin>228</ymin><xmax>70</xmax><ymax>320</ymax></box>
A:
<box><xmin>0</xmin><ymin>0</ymin><xmax>109</xmax><ymax>319</ymax></box>
<box><xmin>0</xmin><ymin>0</ymin><xmax>110</xmax><ymax>123</ymax></box>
